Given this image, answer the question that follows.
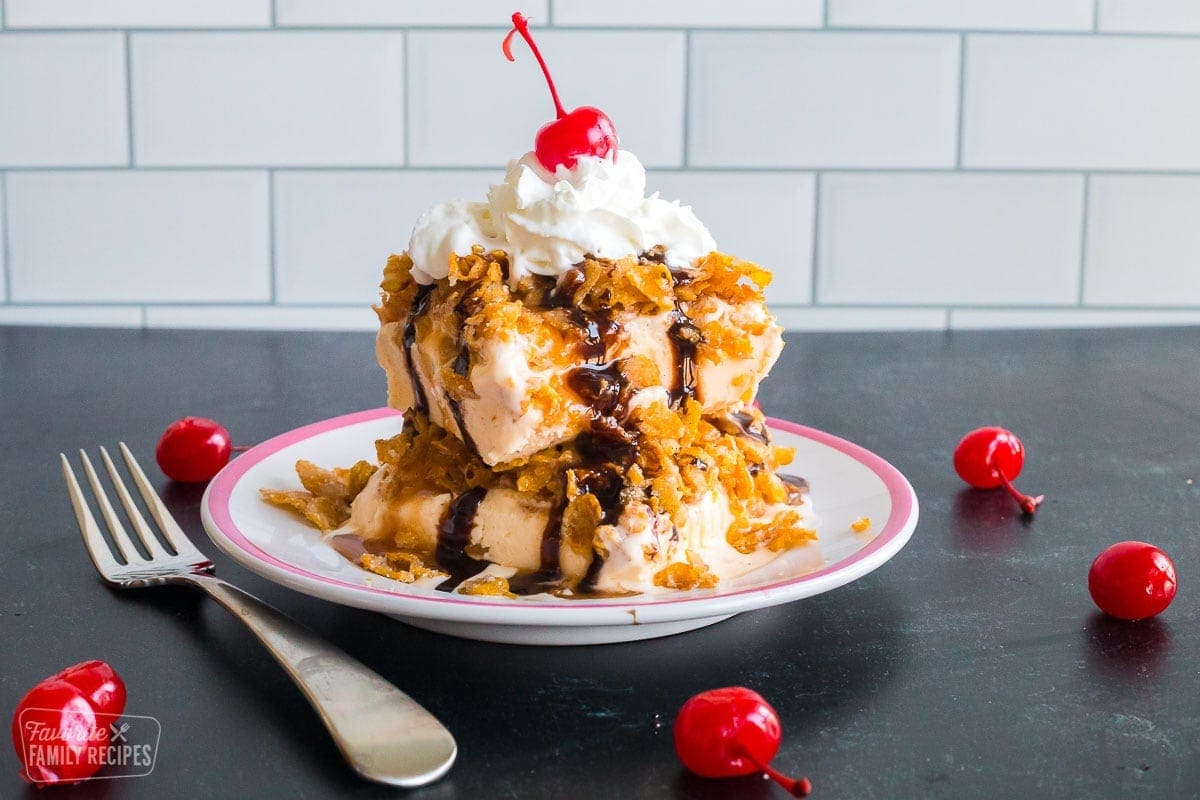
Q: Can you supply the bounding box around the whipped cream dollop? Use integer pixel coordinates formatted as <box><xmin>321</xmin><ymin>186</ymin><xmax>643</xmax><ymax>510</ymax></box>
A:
<box><xmin>407</xmin><ymin>150</ymin><xmax>716</xmax><ymax>284</ymax></box>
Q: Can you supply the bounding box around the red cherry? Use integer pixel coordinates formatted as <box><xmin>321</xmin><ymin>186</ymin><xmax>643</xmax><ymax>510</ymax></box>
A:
<box><xmin>535</xmin><ymin>107</ymin><xmax>618</xmax><ymax>172</ymax></box>
<box><xmin>674</xmin><ymin>687</ymin><xmax>811</xmax><ymax>797</ymax></box>
<box><xmin>953</xmin><ymin>426</ymin><xmax>1044</xmax><ymax>515</ymax></box>
<box><xmin>1089</xmin><ymin>541</ymin><xmax>1177</xmax><ymax>621</ymax></box>
<box><xmin>502</xmin><ymin>12</ymin><xmax>619</xmax><ymax>171</ymax></box>
<box><xmin>55</xmin><ymin>661</ymin><xmax>126</xmax><ymax>719</ymax></box>
<box><xmin>156</xmin><ymin>416</ymin><xmax>233</xmax><ymax>483</ymax></box>
<box><xmin>11</xmin><ymin>680</ymin><xmax>104</xmax><ymax>785</ymax></box>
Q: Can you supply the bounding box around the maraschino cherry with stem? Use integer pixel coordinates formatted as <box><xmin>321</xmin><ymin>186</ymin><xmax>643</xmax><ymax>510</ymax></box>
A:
<box><xmin>502</xmin><ymin>11</ymin><xmax>618</xmax><ymax>171</ymax></box>
<box><xmin>674</xmin><ymin>687</ymin><xmax>812</xmax><ymax>797</ymax></box>
<box><xmin>954</xmin><ymin>426</ymin><xmax>1044</xmax><ymax>515</ymax></box>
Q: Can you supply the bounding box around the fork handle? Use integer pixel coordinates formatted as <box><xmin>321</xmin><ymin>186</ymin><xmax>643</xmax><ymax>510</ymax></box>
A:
<box><xmin>186</xmin><ymin>574</ymin><xmax>456</xmax><ymax>787</ymax></box>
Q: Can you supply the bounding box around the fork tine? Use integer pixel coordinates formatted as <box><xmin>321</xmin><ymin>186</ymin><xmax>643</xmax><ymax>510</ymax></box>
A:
<box><xmin>99</xmin><ymin>446</ymin><xmax>172</xmax><ymax>560</ymax></box>
<box><xmin>79</xmin><ymin>449</ymin><xmax>147</xmax><ymax>564</ymax></box>
<box><xmin>118</xmin><ymin>442</ymin><xmax>206</xmax><ymax>561</ymax></box>
<box><xmin>61</xmin><ymin>454</ymin><xmax>123</xmax><ymax>577</ymax></box>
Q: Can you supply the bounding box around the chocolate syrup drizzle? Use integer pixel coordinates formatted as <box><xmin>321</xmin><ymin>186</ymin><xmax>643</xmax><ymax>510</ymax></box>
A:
<box><xmin>402</xmin><ymin>283</ymin><xmax>435</xmax><ymax>413</ymax></box>
<box><xmin>547</xmin><ymin>267</ymin><xmax>620</xmax><ymax>365</ymax></box>
<box><xmin>432</xmin><ymin>256</ymin><xmax>707</xmax><ymax>595</ymax></box>
<box><xmin>779</xmin><ymin>474</ymin><xmax>810</xmax><ymax>506</ymax></box>
<box><xmin>666</xmin><ymin>269</ymin><xmax>702</xmax><ymax>408</ymax></box>
<box><xmin>508</xmin><ymin>362</ymin><xmax>636</xmax><ymax>595</ymax></box>
<box><xmin>433</xmin><ymin>486</ymin><xmax>489</xmax><ymax>592</ymax></box>
<box><xmin>447</xmin><ymin>341</ymin><xmax>480</xmax><ymax>458</ymax></box>
<box><xmin>506</xmin><ymin>501</ymin><xmax>567</xmax><ymax>596</ymax></box>
<box><xmin>731</xmin><ymin>409</ymin><xmax>770</xmax><ymax>444</ymax></box>
<box><xmin>568</xmin><ymin>361</ymin><xmax>638</xmax><ymax>593</ymax></box>
<box><xmin>713</xmin><ymin>409</ymin><xmax>771</xmax><ymax>445</ymax></box>
<box><xmin>573</xmin><ymin>464</ymin><xmax>628</xmax><ymax>594</ymax></box>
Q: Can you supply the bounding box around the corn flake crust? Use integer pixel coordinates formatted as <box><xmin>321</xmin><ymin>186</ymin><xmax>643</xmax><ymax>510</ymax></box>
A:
<box><xmin>260</xmin><ymin>459</ymin><xmax>376</xmax><ymax>531</ymax></box>
<box><xmin>359</xmin><ymin>551</ymin><xmax>445</xmax><ymax>584</ymax></box>
<box><xmin>266</xmin><ymin>245</ymin><xmax>807</xmax><ymax>590</ymax></box>
<box><xmin>375</xmin><ymin>246</ymin><xmax>776</xmax><ymax>385</ymax></box>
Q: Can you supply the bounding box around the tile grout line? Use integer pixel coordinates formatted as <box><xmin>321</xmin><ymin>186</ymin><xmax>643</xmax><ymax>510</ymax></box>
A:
<box><xmin>9</xmin><ymin>165</ymin><xmax>1200</xmax><ymax>176</ymax></box>
<box><xmin>810</xmin><ymin>173</ymin><xmax>822</xmax><ymax>305</ymax></box>
<box><xmin>140</xmin><ymin>306</ymin><xmax>147</xmax><ymax>329</ymax></box>
<box><xmin>124</xmin><ymin>32</ymin><xmax>135</xmax><ymax>166</ymax></box>
<box><xmin>681</xmin><ymin>30</ymin><xmax>691</xmax><ymax>167</ymax></box>
<box><xmin>270</xmin><ymin>0</ymin><xmax>277</xmax><ymax>27</ymax></box>
<box><xmin>4</xmin><ymin>25</ymin><xmax>1198</xmax><ymax>37</ymax></box>
<box><xmin>7</xmin><ymin>300</ymin><xmax>1200</xmax><ymax>312</ymax></box>
<box><xmin>955</xmin><ymin>34</ymin><xmax>966</xmax><ymax>168</ymax></box>
<box><xmin>1093</xmin><ymin>0</ymin><xmax>1100</xmax><ymax>32</ymax></box>
<box><xmin>823</xmin><ymin>0</ymin><xmax>831</xmax><ymax>27</ymax></box>
<box><xmin>1077</xmin><ymin>173</ymin><xmax>1091</xmax><ymax>305</ymax></box>
<box><xmin>1</xmin><ymin>171</ymin><xmax>10</xmax><ymax>303</ymax></box>
<box><xmin>546</xmin><ymin>0</ymin><xmax>554</xmax><ymax>26</ymax></box>
<box><xmin>268</xmin><ymin>169</ymin><xmax>277</xmax><ymax>304</ymax></box>
<box><xmin>402</xmin><ymin>29</ymin><xmax>410</xmax><ymax>167</ymax></box>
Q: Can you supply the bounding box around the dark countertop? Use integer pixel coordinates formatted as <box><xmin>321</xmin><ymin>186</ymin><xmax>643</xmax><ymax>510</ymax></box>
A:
<box><xmin>2</xmin><ymin>324</ymin><xmax>1199</xmax><ymax>799</ymax></box>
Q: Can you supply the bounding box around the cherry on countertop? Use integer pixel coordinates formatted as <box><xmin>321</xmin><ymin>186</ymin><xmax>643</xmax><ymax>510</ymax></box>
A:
<box><xmin>953</xmin><ymin>426</ymin><xmax>1044</xmax><ymax>515</ymax></box>
<box><xmin>674</xmin><ymin>687</ymin><xmax>811</xmax><ymax>796</ymax></box>
<box><xmin>11</xmin><ymin>660</ymin><xmax>126</xmax><ymax>786</ymax></box>
<box><xmin>1089</xmin><ymin>541</ymin><xmax>1178</xmax><ymax>621</ymax></box>
<box><xmin>156</xmin><ymin>416</ymin><xmax>233</xmax><ymax>483</ymax></box>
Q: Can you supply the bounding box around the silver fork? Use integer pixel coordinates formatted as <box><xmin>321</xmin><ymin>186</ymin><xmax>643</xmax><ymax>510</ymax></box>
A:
<box><xmin>61</xmin><ymin>443</ymin><xmax>457</xmax><ymax>787</ymax></box>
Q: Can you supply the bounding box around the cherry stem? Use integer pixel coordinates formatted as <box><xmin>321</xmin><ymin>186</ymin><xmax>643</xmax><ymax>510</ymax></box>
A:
<box><xmin>738</xmin><ymin>750</ymin><xmax>811</xmax><ymax>797</ymax></box>
<box><xmin>231</xmin><ymin>445</ymin><xmax>251</xmax><ymax>453</ymax></box>
<box><xmin>997</xmin><ymin>469</ymin><xmax>1043</xmax><ymax>515</ymax></box>
<box><xmin>502</xmin><ymin>12</ymin><xmax>567</xmax><ymax>119</ymax></box>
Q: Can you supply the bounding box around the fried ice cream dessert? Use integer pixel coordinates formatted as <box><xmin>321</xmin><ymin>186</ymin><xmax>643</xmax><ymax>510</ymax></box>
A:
<box><xmin>262</xmin><ymin>143</ymin><xmax>816</xmax><ymax>597</ymax></box>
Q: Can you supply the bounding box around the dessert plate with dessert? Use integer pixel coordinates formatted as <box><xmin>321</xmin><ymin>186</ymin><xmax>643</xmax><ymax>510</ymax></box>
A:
<box><xmin>204</xmin><ymin>408</ymin><xmax>915</xmax><ymax>645</ymax></box>
<box><xmin>201</xmin><ymin>13</ymin><xmax>918</xmax><ymax>645</ymax></box>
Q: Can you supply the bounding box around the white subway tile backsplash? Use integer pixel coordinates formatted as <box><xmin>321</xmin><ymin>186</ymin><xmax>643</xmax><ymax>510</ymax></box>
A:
<box><xmin>274</xmin><ymin>170</ymin><xmax>498</xmax><ymax>304</ymax></box>
<box><xmin>3</xmin><ymin>13</ymin><xmax>1200</xmax><ymax>333</ymax></box>
<box><xmin>647</xmin><ymin>171</ymin><xmax>815</xmax><ymax>304</ymax></box>
<box><xmin>0</xmin><ymin>306</ymin><xmax>143</xmax><ymax>327</ymax></box>
<box><xmin>1084</xmin><ymin>176</ymin><xmax>1200</xmax><ymax>306</ymax></box>
<box><xmin>1098</xmin><ymin>1</ymin><xmax>1200</xmax><ymax>34</ymax></box>
<box><xmin>277</xmin><ymin>0</ymin><xmax>546</xmax><ymax>26</ymax></box>
<box><xmin>145</xmin><ymin>305</ymin><xmax>377</xmax><ymax>331</ymax></box>
<box><xmin>6</xmin><ymin>171</ymin><xmax>269</xmax><ymax>302</ymax></box>
<box><xmin>963</xmin><ymin>35</ymin><xmax>1200</xmax><ymax>169</ymax></box>
<box><xmin>408</xmin><ymin>31</ymin><xmax>684</xmax><ymax>168</ymax></box>
<box><xmin>689</xmin><ymin>32</ymin><xmax>959</xmax><ymax>167</ymax></box>
<box><xmin>6</xmin><ymin>0</ymin><xmax>270</xmax><ymax>28</ymax></box>
<box><xmin>817</xmin><ymin>173</ymin><xmax>1082</xmax><ymax>305</ymax></box>
<box><xmin>0</xmin><ymin>34</ymin><xmax>127</xmax><ymax>166</ymax></box>
<box><xmin>131</xmin><ymin>33</ymin><xmax>405</xmax><ymax>166</ymax></box>
<box><xmin>554</xmin><ymin>0</ymin><xmax>822</xmax><ymax>27</ymax></box>
<box><xmin>773</xmin><ymin>307</ymin><xmax>948</xmax><ymax>331</ymax></box>
<box><xmin>829</xmin><ymin>0</ymin><xmax>1093</xmax><ymax>31</ymax></box>
<box><xmin>950</xmin><ymin>308</ymin><xmax>1200</xmax><ymax>329</ymax></box>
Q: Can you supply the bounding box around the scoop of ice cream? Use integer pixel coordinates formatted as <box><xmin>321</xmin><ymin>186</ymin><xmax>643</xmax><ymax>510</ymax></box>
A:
<box><xmin>376</xmin><ymin>294</ymin><xmax>783</xmax><ymax>466</ymax></box>
<box><xmin>346</xmin><ymin>464</ymin><xmax>816</xmax><ymax>594</ymax></box>
<box><xmin>407</xmin><ymin>150</ymin><xmax>716</xmax><ymax>284</ymax></box>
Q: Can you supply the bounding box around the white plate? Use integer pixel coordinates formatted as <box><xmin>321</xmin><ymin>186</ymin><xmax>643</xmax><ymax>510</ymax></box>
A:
<box><xmin>202</xmin><ymin>408</ymin><xmax>918</xmax><ymax>645</ymax></box>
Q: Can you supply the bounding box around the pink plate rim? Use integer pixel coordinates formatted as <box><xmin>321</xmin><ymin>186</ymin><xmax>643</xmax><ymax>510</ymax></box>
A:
<box><xmin>202</xmin><ymin>407</ymin><xmax>917</xmax><ymax>616</ymax></box>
